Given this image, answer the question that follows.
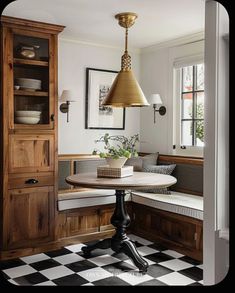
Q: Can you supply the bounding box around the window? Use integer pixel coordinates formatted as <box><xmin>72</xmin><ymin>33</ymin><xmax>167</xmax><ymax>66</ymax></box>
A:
<box><xmin>181</xmin><ymin>64</ymin><xmax>204</xmax><ymax>147</ymax></box>
<box><xmin>173</xmin><ymin>62</ymin><xmax>204</xmax><ymax>157</ymax></box>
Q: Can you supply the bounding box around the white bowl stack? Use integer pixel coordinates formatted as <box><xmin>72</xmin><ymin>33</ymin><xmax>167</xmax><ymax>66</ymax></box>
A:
<box><xmin>15</xmin><ymin>110</ymin><xmax>41</xmax><ymax>124</ymax></box>
<box><xmin>15</xmin><ymin>78</ymin><xmax>42</xmax><ymax>91</ymax></box>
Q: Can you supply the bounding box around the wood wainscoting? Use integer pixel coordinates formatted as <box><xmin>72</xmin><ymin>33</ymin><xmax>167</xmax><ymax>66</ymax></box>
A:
<box><xmin>56</xmin><ymin>203</ymin><xmax>132</xmax><ymax>240</ymax></box>
<box><xmin>56</xmin><ymin>204</ymin><xmax>116</xmax><ymax>239</ymax></box>
<box><xmin>131</xmin><ymin>203</ymin><xmax>203</xmax><ymax>261</ymax></box>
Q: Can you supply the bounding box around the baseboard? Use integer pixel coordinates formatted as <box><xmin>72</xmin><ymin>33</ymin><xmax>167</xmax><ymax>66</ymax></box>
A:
<box><xmin>0</xmin><ymin>229</ymin><xmax>115</xmax><ymax>261</ymax></box>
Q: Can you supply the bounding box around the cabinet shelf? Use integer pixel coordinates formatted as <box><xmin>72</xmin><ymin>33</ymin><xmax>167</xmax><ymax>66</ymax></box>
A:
<box><xmin>14</xmin><ymin>90</ymin><xmax>48</xmax><ymax>96</ymax></box>
<box><xmin>14</xmin><ymin>58</ymin><xmax>49</xmax><ymax>67</ymax></box>
<box><xmin>14</xmin><ymin>124</ymin><xmax>52</xmax><ymax>130</ymax></box>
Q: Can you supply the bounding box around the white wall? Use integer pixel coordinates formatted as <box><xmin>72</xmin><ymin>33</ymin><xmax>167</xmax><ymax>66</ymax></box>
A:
<box><xmin>139</xmin><ymin>49</ymin><xmax>169</xmax><ymax>154</ymax></box>
<box><xmin>58</xmin><ymin>39</ymin><xmax>141</xmax><ymax>154</ymax></box>
<box><xmin>139</xmin><ymin>37</ymin><xmax>204</xmax><ymax>154</ymax></box>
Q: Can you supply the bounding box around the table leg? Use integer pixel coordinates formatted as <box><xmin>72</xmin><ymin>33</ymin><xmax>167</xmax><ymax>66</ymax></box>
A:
<box><xmin>81</xmin><ymin>190</ymin><xmax>148</xmax><ymax>273</ymax></box>
<box><xmin>82</xmin><ymin>238</ymin><xmax>111</xmax><ymax>255</ymax></box>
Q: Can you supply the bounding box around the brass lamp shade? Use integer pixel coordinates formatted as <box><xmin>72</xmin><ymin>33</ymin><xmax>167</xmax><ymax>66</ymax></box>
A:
<box><xmin>102</xmin><ymin>70</ymin><xmax>149</xmax><ymax>107</ymax></box>
<box><xmin>102</xmin><ymin>12</ymin><xmax>149</xmax><ymax>107</ymax></box>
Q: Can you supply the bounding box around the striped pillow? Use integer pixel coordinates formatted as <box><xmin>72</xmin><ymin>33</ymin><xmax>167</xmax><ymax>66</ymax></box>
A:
<box><xmin>143</xmin><ymin>164</ymin><xmax>176</xmax><ymax>175</ymax></box>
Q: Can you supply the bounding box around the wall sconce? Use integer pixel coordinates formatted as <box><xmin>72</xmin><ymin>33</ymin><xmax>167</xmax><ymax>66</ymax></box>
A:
<box><xmin>148</xmin><ymin>94</ymin><xmax>166</xmax><ymax>123</ymax></box>
<box><xmin>59</xmin><ymin>90</ymin><xmax>75</xmax><ymax>122</ymax></box>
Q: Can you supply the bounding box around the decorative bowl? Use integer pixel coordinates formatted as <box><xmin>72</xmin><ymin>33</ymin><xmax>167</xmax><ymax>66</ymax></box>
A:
<box><xmin>15</xmin><ymin>110</ymin><xmax>41</xmax><ymax>117</ymax></box>
<box><xmin>15</xmin><ymin>116</ymin><xmax>40</xmax><ymax>124</ymax></box>
<box><xmin>17</xmin><ymin>44</ymin><xmax>40</xmax><ymax>59</ymax></box>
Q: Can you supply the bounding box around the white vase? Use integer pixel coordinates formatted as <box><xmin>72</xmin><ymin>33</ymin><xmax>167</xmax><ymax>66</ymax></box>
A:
<box><xmin>106</xmin><ymin>157</ymin><xmax>127</xmax><ymax>168</ymax></box>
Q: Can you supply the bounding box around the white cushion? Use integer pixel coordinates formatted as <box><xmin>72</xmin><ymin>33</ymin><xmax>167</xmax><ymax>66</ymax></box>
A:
<box><xmin>58</xmin><ymin>189</ymin><xmax>131</xmax><ymax>211</ymax></box>
<box><xmin>58</xmin><ymin>189</ymin><xmax>203</xmax><ymax>220</ymax></box>
<box><xmin>131</xmin><ymin>191</ymin><xmax>203</xmax><ymax>220</ymax></box>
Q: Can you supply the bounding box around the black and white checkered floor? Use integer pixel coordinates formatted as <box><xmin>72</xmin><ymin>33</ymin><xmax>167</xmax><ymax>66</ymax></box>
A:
<box><xmin>0</xmin><ymin>234</ymin><xmax>203</xmax><ymax>286</ymax></box>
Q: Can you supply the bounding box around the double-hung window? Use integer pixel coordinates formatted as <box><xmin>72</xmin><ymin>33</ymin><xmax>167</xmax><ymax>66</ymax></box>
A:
<box><xmin>174</xmin><ymin>62</ymin><xmax>204</xmax><ymax>157</ymax></box>
<box><xmin>181</xmin><ymin>64</ymin><xmax>204</xmax><ymax>146</ymax></box>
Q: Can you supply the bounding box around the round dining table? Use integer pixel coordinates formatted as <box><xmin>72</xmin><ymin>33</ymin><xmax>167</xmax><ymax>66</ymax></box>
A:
<box><xmin>66</xmin><ymin>172</ymin><xmax>177</xmax><ymax>273</ymax></box>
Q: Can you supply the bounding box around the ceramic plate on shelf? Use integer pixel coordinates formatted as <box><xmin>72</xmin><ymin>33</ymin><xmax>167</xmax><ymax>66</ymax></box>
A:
<box><xmin>15</xmin><ymin>78</ymin><xmax>42</xmax><ymax>91</ymax></box>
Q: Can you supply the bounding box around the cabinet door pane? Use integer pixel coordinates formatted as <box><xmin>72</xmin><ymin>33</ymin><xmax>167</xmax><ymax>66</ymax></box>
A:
<box><xmin>9</xmin><ymin>134</ymin><xmax>54</xmax><ymax>173</ymax></box>
<box><xmin>8</xmin><ymin>29</ymin><xmax>55</xmax><ymax>130</ymax></box>
<box><xmin>5</xmin><ymin>186</ymin><xmax>54</xmax><ymax>249</ymax></box>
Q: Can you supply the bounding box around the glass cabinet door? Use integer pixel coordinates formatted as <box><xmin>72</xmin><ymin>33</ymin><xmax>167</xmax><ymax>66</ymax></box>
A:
<box><xmin>9</xmin><ymin>29</ymin><xmax>55</xmax><ymax>129</ymax></box>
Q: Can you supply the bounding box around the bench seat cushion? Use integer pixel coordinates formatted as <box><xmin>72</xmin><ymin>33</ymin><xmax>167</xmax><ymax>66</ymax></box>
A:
<box><xmin>131</xmin><ymin>191</ymin><xmax>203</xmax><ymax>220</ymax></box>
<box><xmin>58</xmin><ymin>189</ymin><xmax>131</xmax><ymax>211</ymax></box>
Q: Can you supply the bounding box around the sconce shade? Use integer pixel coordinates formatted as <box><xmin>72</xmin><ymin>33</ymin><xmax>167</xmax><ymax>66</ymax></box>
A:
<box><xmin>102</xmin><ymin>12</ymin><xmax>149</xmax><ymax>107</ymax></box>
<box><xmin>149</xmin><ymin>93</ymin><xmax>166</xmax><ymax>123</ymax></box>
<box><xmin>148</xmin><ymin>94</ymin><xmax>162</xmax><ymax>105</ymax></box>
<box><xmin>60</xmin><ymin>90</ymin><xmax>74</xmax><ymax>102</ymax></box>
<box><xmin>59</xmin><ymin>90</ymin><xmax>77</xmax><ymax>122</ymax></box>
<box><xmin>102</xmin><ymin>70</ymin><xmax>149</xmax><ymax>107</ymax></box>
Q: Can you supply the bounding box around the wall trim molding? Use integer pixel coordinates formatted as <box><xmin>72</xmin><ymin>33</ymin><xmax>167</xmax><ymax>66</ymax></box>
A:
<box><xmin>59</xmin><ymin>36</ymin><xmax>141</xmax><ymax>54</ymax></box>
<box><xmin>59</xmin><ymin>31</ymin><xmax>204</xmax><ymax>55</ymax></box>
<box><xmin>141</xmin><ymin>31</ymin><xmax>205</xmax><ymax>53</ymax></box>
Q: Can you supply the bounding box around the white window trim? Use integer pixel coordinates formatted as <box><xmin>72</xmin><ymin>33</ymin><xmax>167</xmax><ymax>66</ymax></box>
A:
<box><xmin>173</xmin><ymin>60</ymin><xmax>204</xmax><ymax>157</ymax></box>
<box><xmin>173</xmin><ymin>53</ymin><xmax>204</xmax><ymax>69</ymax></box>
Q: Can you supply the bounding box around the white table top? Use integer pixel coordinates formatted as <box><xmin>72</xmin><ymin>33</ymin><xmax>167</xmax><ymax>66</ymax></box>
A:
<box><xmin>66</xmin><ymin>172</ymin><xmax>177</xmax><ymax>190</ymax></box>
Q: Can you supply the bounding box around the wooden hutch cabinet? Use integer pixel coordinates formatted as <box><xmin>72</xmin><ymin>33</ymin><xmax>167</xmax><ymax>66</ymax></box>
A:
<box><xmin>0</xmin><ymin>16</ymin><xmax>64</xmax><ymax>255</ymax></box>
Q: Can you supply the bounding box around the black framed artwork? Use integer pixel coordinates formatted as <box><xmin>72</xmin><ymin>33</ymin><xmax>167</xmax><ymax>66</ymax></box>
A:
<box><xmin>85</xmin><ymin>68</ymin><xmax>125</xmax><ymax>130</ymax></box>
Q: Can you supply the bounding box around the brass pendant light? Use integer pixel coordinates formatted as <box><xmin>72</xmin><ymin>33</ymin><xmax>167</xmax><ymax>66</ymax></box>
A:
<box><xmin>102</xmin><ymin>12</ymin><xmax>149</xmax><ymax>107</ymax></box>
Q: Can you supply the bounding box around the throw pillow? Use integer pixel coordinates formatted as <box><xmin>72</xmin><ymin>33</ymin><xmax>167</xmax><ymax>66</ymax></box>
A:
<box><xmin>125</xmin><ymin>157</ymin><xmax>143</xmax><ymax>171</ymax></box>
<box><xmin>142</xmin><ymin>153</ymin><xmax>159</xmax><ymax>169</ymax></box>
<box><xmin>143</xmin><ymin>164</ymin><xmax>176</xmax><ymax>175</ymax></box>
<box><xmin>140</xmin><ymin>164</ymin><xmax>176</xmax><ymax>194</ymax></box>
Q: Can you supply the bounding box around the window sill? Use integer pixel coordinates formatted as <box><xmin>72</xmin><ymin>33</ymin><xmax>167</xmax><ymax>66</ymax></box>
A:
<box><xmin>172</xmin><ymin>147</ymin><xmax>204</xmax><ymax>158</ymax></box>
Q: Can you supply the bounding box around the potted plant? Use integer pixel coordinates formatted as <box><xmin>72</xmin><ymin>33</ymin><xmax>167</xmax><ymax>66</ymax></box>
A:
<box><xmin>92</xmin><ymin>133</ymin><xmax>139</xmax><ymax>168</ymax></box>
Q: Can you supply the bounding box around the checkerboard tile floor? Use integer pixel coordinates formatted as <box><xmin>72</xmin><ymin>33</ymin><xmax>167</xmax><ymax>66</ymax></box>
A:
<box><xmin>0</xmin><ymin>234</ymin><xmax>203</xmax><ymax>286</ymax></box>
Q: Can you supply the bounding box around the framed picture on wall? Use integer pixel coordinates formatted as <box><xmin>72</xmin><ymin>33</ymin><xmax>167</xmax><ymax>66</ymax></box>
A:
<box><xmin>85</xmin><ymin>68</ymin><xmax>125</xmax><ymax>129</ymax></box>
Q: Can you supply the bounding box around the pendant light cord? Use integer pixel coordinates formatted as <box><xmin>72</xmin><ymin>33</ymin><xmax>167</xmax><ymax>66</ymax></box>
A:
<box><xmin>125</xmin><ymin>28</ymin><xmax>128</xmax><ymax>53</ymax></box>
<box><xmin>121</xmin><ymin>27</ymin><xmax>131</xmax><ymax>71</ymax></box>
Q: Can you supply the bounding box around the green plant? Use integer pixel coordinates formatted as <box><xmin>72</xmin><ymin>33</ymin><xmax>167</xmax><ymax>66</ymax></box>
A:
<box><xmin>92</xmin><ymin>133</ymin><xmax>139</xmax><ymax>159</ymax></box>
<box><xmin>194</xmin><ymin>103</ymin><xmax>204</xmax><ymax>142</ymax></box>
<box><xmin>188</xmin><ymin>102</ymin><xmax>204</xmax><ymax>143</ymax></box>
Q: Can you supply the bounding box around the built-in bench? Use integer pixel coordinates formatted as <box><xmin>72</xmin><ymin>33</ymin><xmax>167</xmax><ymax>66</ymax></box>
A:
<box><xmin>131</xmin><ymin>191</ymin><xmax>203</xmax><ymax>220</ymax></box>
<box><xmin>57</xmin><ymin>154</ymin><xmax>203</xmax><ymax>261</ymax></box>
<box><xmin>130</xmin><ymin>155</ymin><xmax>203</xmax><ymax>261</ymax></box>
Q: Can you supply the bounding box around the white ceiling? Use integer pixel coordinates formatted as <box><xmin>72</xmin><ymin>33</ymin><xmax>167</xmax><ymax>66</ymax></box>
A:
<box><xmin>3</xmin><ymin>0</ymin><xmax>205</xmax><ymax>49</ymax></box>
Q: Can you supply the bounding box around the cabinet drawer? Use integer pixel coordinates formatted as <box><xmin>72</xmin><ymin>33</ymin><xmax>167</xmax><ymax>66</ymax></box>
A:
<box><xmin>9</xmin><ymin>173</ymin><xmax>54</xmax><ymax>189</ymax></box>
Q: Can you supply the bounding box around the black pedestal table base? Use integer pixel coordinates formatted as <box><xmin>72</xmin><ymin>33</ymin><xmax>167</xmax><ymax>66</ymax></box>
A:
<box><xmin>81</xmin><ymin>190</ymin><xmax>149</xmax><ymax>273</ymax></box>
